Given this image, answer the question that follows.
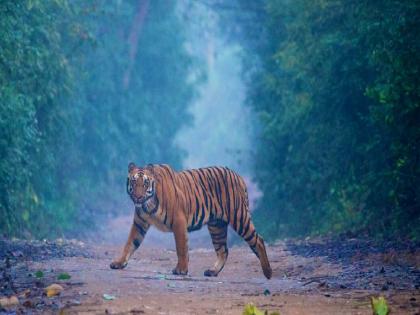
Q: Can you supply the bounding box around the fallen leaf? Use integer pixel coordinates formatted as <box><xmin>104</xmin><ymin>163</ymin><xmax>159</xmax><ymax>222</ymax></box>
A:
<box><xmin>103</xmin><ymin>294</ymin><xmax>116</xmax><ymax>300</ymax></box>
<box><xmin>19</xmin><ymin>289</ymin><xmax>31</xmax><ymax>298</ymax></box>
<box><xmin>0</xmin><ymin>296</ymin><xmax>19</xmax><ymax>308</ymax></box>
<box><xmin>57</xmin><ymin>272</ymin><xmax>71</xmax><ymax>280</ymax></box>
<box><xmin>45</xmin><ymin>284</ymin><xmax>64</xmax><ymax>297</ymax></box>
<box><xmin>12</xmin><ymin>251</ymin><xmax>23</xmax><ymax>257</ymax></box>
<box><xmin>371</xmin><ymin>296</ymin><xmax>389</xmax><ymax>315</ymax></box>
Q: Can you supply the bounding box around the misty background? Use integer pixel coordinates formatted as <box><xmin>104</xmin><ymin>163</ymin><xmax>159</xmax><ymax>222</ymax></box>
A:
<box><xmin>1</xmin><ymin>0</ymin><xmax>419</xmax><ymax>243</ymax></box>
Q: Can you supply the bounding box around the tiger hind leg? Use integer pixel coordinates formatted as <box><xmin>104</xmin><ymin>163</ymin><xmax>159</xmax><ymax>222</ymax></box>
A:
<box><xmin>232</xmin><ymin>207</ymin><xmax>272</xmax><ymax>279</ymax></box>
<box><xmin>204</xmin><ymin>221</ymin><xmax>228</xmax><ymax>277</ymax></box>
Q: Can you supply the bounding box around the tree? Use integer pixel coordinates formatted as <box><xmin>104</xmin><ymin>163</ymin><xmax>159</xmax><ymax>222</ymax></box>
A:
<box><xmin>0</xmin><ymin>0</ymin><xmax>195</xmax><ymax>238</ymax></box>
<box><xmin>218</xmin><ymin>0</ymin><xmax>420</xmax><ymax>239</ymax></box>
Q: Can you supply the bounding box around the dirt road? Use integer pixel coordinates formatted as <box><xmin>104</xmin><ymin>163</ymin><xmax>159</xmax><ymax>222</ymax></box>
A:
<box><xmin>1</xmin><ymin>237</ymin><xmax>419</xmax><ymax>314</ymax></box>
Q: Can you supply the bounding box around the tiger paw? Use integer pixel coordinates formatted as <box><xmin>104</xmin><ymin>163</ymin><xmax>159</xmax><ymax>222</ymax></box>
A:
<box><xmin>204</xmin><ymin>269</ymin><xmax>218</xmax><ymax>277</ymax></box>
<box><xmin>110</xmin><ymin>260</ymin><xmax>127</xmax><ymax>269</ymax></box>
<box><xmin>172</xmin><ymin>267</ymin><xmax>188</xmax><ymax>276</ymax></box>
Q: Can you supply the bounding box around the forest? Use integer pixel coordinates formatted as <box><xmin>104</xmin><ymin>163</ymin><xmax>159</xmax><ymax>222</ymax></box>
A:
<box><xmin>1</xmin><ymin>0</ymin><xmax>419</xmax><ymax>241</ymax></box>
<box><xmin>1</xmin><ymin>1</ymin><xmax>195</xmax><ymax>238</ymax></box>
<box><xmin>226</xmin><ymin>0</ymin><xmax>420</xmax><ymax>240</ymax></box>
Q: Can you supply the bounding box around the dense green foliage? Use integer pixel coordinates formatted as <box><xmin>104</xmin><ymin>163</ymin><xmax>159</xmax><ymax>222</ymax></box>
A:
<box><xmin>2</xmin><ymin>0</ymin><xmax>418</xmax><ymax>241</ymax></box>
<box><xmin>0</xmin><ymin>1</ymin><xmax>194</xmax><ymax>238</ymax></box>
<box><xmin>230</xmin><ymin>1</ymin><xmax>419</xmax><ymax>239</ymax></box>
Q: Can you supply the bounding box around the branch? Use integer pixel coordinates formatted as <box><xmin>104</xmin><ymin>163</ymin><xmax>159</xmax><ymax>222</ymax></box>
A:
<box><xmin>123</xmin><ymin>0</ymin><xmax>150</xmax><ymax>89</ymax></box>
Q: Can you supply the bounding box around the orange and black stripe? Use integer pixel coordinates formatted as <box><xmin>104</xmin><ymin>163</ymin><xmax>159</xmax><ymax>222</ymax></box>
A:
<box><xmin>138</xmin><ymin>164</ymin><xmax>272</xmax><ymax>279</ymax></box>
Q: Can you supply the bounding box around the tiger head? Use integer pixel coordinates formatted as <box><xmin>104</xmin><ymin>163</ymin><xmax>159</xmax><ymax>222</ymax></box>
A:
<box><xmin>126</xmin><ymin>162</ymin><xmax>156</xmax><ymax>206</ymax></box>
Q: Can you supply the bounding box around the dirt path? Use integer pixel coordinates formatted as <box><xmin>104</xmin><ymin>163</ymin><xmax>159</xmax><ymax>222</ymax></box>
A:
<box><xmin>1</xmin><ymin>238</ymin><xmax>419</xmax><ymax>314</ymax></box>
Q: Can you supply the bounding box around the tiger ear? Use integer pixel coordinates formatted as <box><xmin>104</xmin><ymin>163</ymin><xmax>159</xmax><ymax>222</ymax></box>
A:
<box><xmin>128</xmin><ymin>162</ymin><xmax>136</xmax><ymax>172</ymax></box>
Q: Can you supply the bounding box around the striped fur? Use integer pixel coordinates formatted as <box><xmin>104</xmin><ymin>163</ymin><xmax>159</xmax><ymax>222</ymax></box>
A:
<box><xmin>110</xmin><ymin>163</ymin><xmax>272</xmax><ymax>279</ymax></box>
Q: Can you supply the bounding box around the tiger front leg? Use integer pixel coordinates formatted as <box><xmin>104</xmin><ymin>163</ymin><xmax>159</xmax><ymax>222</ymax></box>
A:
<box><xmin>110</xmin><ymin>214</ymin><xmax>150</xmax><ymax>269</ymax></box>
<box><xmin>172</xmin><ymin>216</ymin><xmax>189</xmax><ymax>275</ymax></box>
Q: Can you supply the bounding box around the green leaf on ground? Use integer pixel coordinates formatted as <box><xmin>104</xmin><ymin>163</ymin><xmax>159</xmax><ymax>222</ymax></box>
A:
<box><xmin>242</xmin><ymin>303</ymin><xmax>265</xmax><ymax>315</ymax></box>
<box><xmin>371</xmin><ymin>296</ymin><xmax>389</xmax><ymax>315</ymax></box>
<box><xmin>157</xmin><ymin>274</ymin><xmax>166</xmax><ymax>280</ymax></box>
<box><xmin>35</xmin><ymin>270</ymin><xmax>44</xmax><ymax>278</ymax></box>
<box><xmin>243</xmin><ymin>303</ymin><xmax>280</xmax><ymax>315</ymax></box>
<box><xmin>103</xmin><ymin>294</ymin><xmax>116</xmax><ymax>300</ymax></box>
<box><xmin>57</xmin><ymin>272</ymin><xmax>71</xmax><ymax>280</ymax></box>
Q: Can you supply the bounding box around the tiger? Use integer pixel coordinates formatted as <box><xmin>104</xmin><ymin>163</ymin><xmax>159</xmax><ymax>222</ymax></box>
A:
<box><xmin>110</xmin><ymin>163</ymin><xmax>272</xmax><ymax>279</ymax></box>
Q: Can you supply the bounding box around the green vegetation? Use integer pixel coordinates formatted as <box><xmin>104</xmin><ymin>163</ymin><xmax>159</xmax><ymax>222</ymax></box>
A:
<box><xmin>1</xmin><ymin>0</ymin><xmax>418</xmax><ymax>241</ymax></box>
<box><xmin>225</xmin><ymin>1</ymin><xmax>420</xmax><ymax>239</ymax></box>
<box><xmin>371</xmin><ymin>296</ymin><xmax>389</xmax><ymax>315</ymax></box>
<box><xmin>57</xmin><ymin>272</ymin><xmax>71</xmax><ymax>280</ymax></box>
<box><xmin>0</xmin><ymin>1</ymin><xmax>194</xmax><ymax>238</ymax></box>
<box><xmin>242</xmin><ymin>303</ymin><xmax>280</xmax><ymax>315</ymax></box>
